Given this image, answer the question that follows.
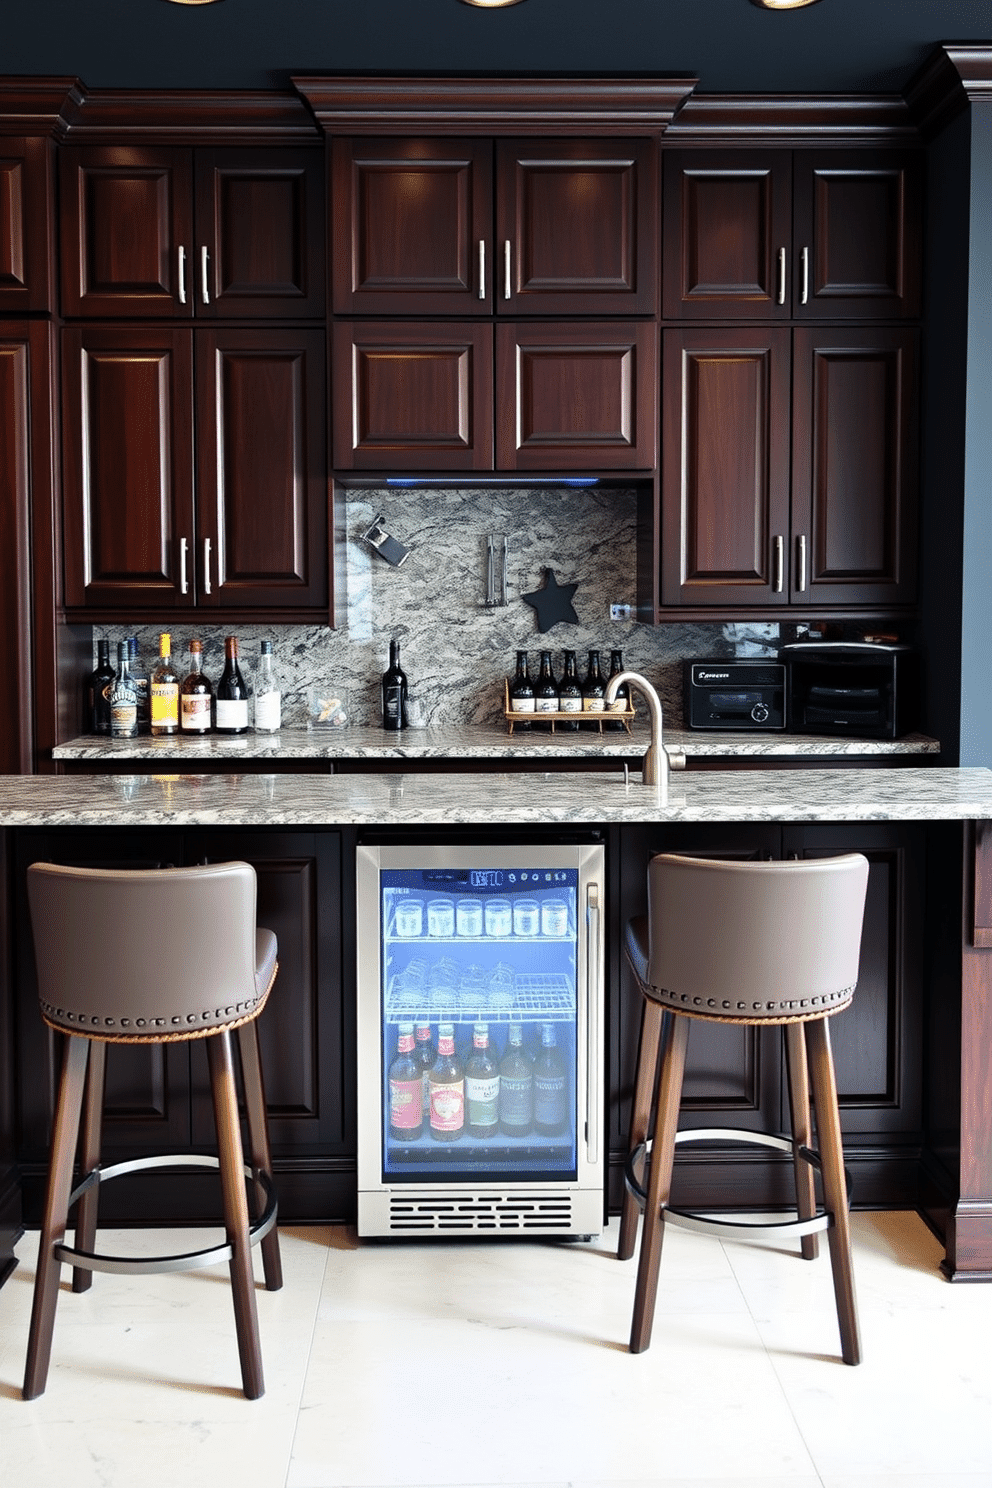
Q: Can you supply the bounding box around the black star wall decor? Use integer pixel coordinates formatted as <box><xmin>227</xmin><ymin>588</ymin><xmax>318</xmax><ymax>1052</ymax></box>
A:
<box><xmin>522</xmin><ymin>568</ymin><xmax>580</xmax><ymax>633</ymax></box>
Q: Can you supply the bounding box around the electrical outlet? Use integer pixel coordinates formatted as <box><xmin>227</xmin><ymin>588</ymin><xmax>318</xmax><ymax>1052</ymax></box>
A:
<box><xmin>610</xmin><ymin>603</ymin><xmax>632</xmax><ymax>621</ymax></box>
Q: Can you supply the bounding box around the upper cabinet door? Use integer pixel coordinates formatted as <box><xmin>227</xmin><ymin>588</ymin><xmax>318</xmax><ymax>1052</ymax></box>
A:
<box><xmin>0</xmin><ymin>138</ymin><xmax>55</xmax><ymax>314</ymax></box>
<box><xmin>332</xmin><ymin>137</ymin><xmax>493</xmax><ymax>316</ymax></box>
<box><xmin>792</xmin><ymin>151</ymin><xmax>922</xmax><ymax>320</ymax></box>
<box><xmin>496</xmin><ymin>139</ymin><xmax>658</xmax><ymax>316</ymax></box>
<box><xmin>60</xmin><ymin>147</ymin><xmax>194</xmax><ymax>318</ymax></box>
<box><xmin>195</xmin><ymin>148</ymin><xmax>325</xmax><ymax>319</ymax></box>
<box><xmin>664</xmin><ymin>151</ymin><xmax>792</xmax><ymax>320</ymax></box>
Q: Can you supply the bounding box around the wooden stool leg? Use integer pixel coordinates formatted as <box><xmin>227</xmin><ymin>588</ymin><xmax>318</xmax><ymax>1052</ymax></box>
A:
<box><xmin>784</xmin><ymin>1022</ymin><xmax>819</xmax><ymax>1261</ymax></box>
<box><xmin>207</xmin><ymin>1030</ymin><xmax>264</xmax><ymax>1399</ymax></box>
<box><xmin>24</xmin><ymin>1035</ymin><xmax>90</xmax><ymax>1400</ymax></box>
<box><xmin>72</xmin><ymin>1038</ymin><xmax>106</xmax><ymax>1292</ymax></box>
<box><xmin>236</xmin><ymin>1019</ymin><xmax>283</xmax><ymax>1291</ymax></box>
<box><xmin>629</xmin><ymin>1012</ymin><xmax>689</xmax><ymax>1354</ymax></box>
<box><xmin>805</xmin><ymin>1016</ymin><xmax>861</xmax><ymax>1365</ymax></box>
<box><xmin>618</xmin><ymin>998</ymin><xmax>666</xmax><ymax>1261</ymax></box>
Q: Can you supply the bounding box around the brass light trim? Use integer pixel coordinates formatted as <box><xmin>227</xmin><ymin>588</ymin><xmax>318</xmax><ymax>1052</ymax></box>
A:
<box><xmin>750</xmin><ymin>0</ymin><xmax>822</xmax><ymax>8</ymax></box>
<box><xmin>458</xmin><ymin>0</ymin><xmax>527</xmax><ymax>7</ymax></box>
<box><xmin>163</xmin><ymin>1</ymin><xmax>224</xmax><ymax>6</ymax></box>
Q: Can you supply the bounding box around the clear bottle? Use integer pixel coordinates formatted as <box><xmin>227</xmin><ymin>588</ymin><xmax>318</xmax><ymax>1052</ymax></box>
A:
<box><xmin>414</xmin><ymin>1020</ymin><xmax>436</xmax><ymax>1118</ymax></box>
<box><xmin>109</xmin><ymin>640</ymin><xmax>138</xmax><ymax>740</ymax></box>
<box><xmin>388</xmin><ymin>1022</ymin><xmax>424</xmax><ymax>1142</ymax></box>
<box><xmin>86</xmin><ymin>638</ymin><xmax>115</xmax><ymax>735</ymax></box>
<box><xmin>605</xmin><ymin>648</ymin><xmax>629</xmax><ymax>731</ymax></box>
<box><xmin>381</xmin><ymin>638</ymin><xmax>407</xmax><ymax>731</ymax></box>
<box><xmin>464</xmin><ymin>1022</ymin><xmax>500</xmax><ymax>1140</ymax></box>
<box><xmin>533</xmin><ymin>1023</ymin><xmax>568</xmax><ymax>1138</ymax></box>
<box><xmin>557</xmin><ymin>649</ymin><xmax>582</xmax><ymax>732</ymax></box>
<box><xmin>499</xmin><ymin>1023</ymin><xmax>534</xmax><ymax>1138</ymax></box>
<box><xmin>534</xmin><ymin>650</ymin><xmax>559</xmax><ymax>730</ymax></box>
<box><xmin>128</xmin><ymin>636</ymin><xmax>150</xmax><ymax>734</ymax></box>
<box><xmin>149</xmin><ymin>632</ymin><xmax>180</xmax><ymax>737</ymax></box>
<box><xmin>580</xmin><ymin>649</ymin><xmax>605</xmax><ymax>730</ymax></box>
<box><xmin>215</xmin><ymin>635</ymin><xmax>250</xmax><ymax>735</ymax></box>
<box><xmin>428</xmin><ymin>1021</ymin><xmax>464</xmax><ymax>1142</ymax></box>
<box><xmin>508</xmin><ymin>650</ymin><xmax>534</xmax><ymax>730</ymax></box>
<box><xmin>180</xmin><ymin>639</ymin><xmax>214</xmax><ymax>735</ymax></box>
<box><xmin>254</xmin><ymin>640</ymin><xmax>282</xmax><ymax>733</ymax></box>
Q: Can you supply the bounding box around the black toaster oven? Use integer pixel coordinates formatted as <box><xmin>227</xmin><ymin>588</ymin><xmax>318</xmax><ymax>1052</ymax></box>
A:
<box><xmin>684</xmin><ymin>660</ymin><xmax>786</xmax><ymax>730</ymax></box>
<box><xmin>784</xmin><ymin>642</ymin><xmax>918</xmax><ymax>739</ymax></box>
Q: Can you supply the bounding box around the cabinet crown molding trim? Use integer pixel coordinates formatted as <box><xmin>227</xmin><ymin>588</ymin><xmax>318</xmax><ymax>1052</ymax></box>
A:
<box><xmin>53</xmin><ymin>87</ymin><xmax>321</xmax><ymax>144</ymax></box>
<box><xmin>293</xmin><ymin>75</ymin><xmax>698</xmax><ymax>135</ymax></box>
<box><xmin>0</xmin><ymin>76</ymin><xmax>83</xmax><ymax>137</ymax></box>
<box><xmin>903</xmin><ymin>44</ymin><xmax>992</xmax><ymax>140</ymax></box>
<box><xmin>667</xmin><ymin>92</ymin><xmax>919</xmax><ymax>144</ymax></box>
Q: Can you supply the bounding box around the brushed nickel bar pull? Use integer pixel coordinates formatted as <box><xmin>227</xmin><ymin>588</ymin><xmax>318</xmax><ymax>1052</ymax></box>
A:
<box><xmin>503</xmin><ymin>240</ymin><xmax>512</xmax><ymax>301</ymax></box>
<box><xmin>178</xmin><ymin>246</ymin><xmax>187</xmax><ymax>306</ymax></box>
<box><xmin>203</xmin><ymin>538</ymin><xmax>212</xmax><ymax>596</ymax></box>
<box><xmin>179</xmin><ymin>537</ymin><xmax>189</xmax><ymax>596</ymax></box>
<box><xmin>200</xmin><ymin>245</ymin><xmax>210</xmax><ymax>305</ymax></box>
<box><xmin>801</xmin><ymin>246</ymin><xmax>810</xmax><ymax>305</ymax></box>
<box><xmin>478</xmin><ymin>239</ymin><xmax>486</xmax><ymax>300</ymax></box>
<box><xmin>586</xmin><ymin>881</ymin><xmax>601</xmax><ymax>1167</ymax></box>
<box><xmin>777</xmin><ymin>246</ymin><xmax>786</xmax><ymax>306</ymax></box>
<box><xmin>773</xmin><ymin>534</ymin><xmax>784</xmax><ymax>594</ymax></box>
<box><xmin>797</xmin><ymin>534</ymin><xmax>808</xmax><ymax>593</ymax></box>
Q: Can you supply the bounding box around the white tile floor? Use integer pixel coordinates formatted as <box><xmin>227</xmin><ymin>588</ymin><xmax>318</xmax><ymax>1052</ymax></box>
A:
<box><xmin>1</xmin><ymin>1212</ymin><xmax>991</xmax><ymax>1488</ymax></box>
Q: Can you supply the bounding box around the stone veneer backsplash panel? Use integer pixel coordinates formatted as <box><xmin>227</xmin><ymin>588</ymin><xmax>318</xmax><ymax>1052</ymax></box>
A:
<box><xmin>93</xmin><ymin>487</ymin><xmax>778</xmax><ymax>730</ymax></box>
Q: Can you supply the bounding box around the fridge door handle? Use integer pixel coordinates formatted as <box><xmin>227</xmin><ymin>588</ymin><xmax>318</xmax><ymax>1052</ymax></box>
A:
<box><xmin>585</xmin><ymin>882</ymin><xmax>601</xmax><ymax>1166</ymax></box>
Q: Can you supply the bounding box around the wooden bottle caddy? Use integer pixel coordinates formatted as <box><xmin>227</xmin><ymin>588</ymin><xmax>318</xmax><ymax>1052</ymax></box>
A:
<box><xmin>503</xmin><ymin>680</ymin><xmax>635</xmax><ymax>736</ymax></box>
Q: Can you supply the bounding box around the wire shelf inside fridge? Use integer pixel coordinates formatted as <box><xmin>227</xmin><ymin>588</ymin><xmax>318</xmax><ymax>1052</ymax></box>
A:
<box><xmin>385</xmin><ymin>971</ymin><xmax>574</xmax><ymax>1023</ymax></box>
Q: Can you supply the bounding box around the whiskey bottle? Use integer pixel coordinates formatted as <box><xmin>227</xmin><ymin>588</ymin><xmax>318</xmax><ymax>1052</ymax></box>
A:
<box><xmin>180</xmin><ymin>639</ymin><xmax>213</xmax><ymax>735</ymax></box>
<box><xmin>109</xmin><ymin>641</ymin><xmax>138</xmax><ymax>740</ymax></box>
<box><xmin>149</xmin><ymin>632</ymin><xmax>180</xmax><ymax>737</ymax></box>
<box><xmin>86</xmin><ymin>639</ymin><xmax>115</xmax><ymax>735</ymax></box>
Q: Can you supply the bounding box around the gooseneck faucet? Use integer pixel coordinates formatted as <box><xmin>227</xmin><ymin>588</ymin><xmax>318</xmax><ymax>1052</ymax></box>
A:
<box><xmin>603</xmin><ymin>671</ymin><xmax>669</xmax><ymax>797</ymax></box>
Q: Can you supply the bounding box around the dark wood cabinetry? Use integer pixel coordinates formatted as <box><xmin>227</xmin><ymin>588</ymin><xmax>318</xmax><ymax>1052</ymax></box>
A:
<box><xmin>0</xmin><ymin>136</ymin><xmax>54</xmax><ymax>314</ymax></box>
<box><xmin>61</xmin><ymin>323</ymin><xmax>328</xmax><ymax>615</ymax></box>
<box><xmin>60</xmin><ymin>146</ymin><xmax>324</xmax><ymax>320</ymax></box>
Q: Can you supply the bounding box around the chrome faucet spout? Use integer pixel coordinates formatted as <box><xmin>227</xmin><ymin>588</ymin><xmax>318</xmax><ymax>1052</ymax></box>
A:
<box><xmin>602</xmin><ymin>671</ymin><xmax>669</xmax><ymax>796</ymax></box>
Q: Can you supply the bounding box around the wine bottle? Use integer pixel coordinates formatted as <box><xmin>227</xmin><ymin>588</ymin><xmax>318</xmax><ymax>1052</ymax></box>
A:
<box><xmin>580</xmin><ymin>649</ymin><xmax>605</xmax><ymax>730</ymax></box>
<box><xmin>180</xmin><ymin>639</ymin><xmax>214</xmax><ymax>734</ymax></box>
<box><xmin>557</xmin><ymin>649</ymin><xmax>582</xmax><ymax>732</ymax></box>
<box><xmin>508</xmin><ymin>650</ymin><xmax>534</xmax><ymax>730</ymax></box>
<box><xmin>533</xmin><ymin>1023</ymin><xmax>568</xmax><ymax>1138</ymax></box>
<box><xmin>428</xmin><ymin>1022</ymin><xmax>464</xmax><ymax>1142</ymax></box>
<box><xmin>109</xmin><ymin>640</ymin><xmax>138</xmax><ymax>740</ymax></box>
<box><xmin>254</xmin><ymin>640</ymin><xmax>282</xmax><ymax>733</ymax></box>
<box><xmin>605</xmin><ymin>648</ymin><xmax>629</xmax><ymax>731</ymax></box>
<box><xmin>128</xmin><ymin>636</ymin><xmax>150</xmax><ymax>734</ymax></box>
<box><xmin>499</xmin><ymin>1023</ymin><xmax>534</xmax><ymax>1138</ymax></box>
<box><xmin>534</xmin><ymin>650</ymin><xmax>559</xmax><ymax>730</ymax></box>
<box><xmin>381</xmin><ymin>638</ymin><xmax>407</xmax><ymax>731</ymax></box>
<box><xmin>86</xmin><ymin>638</ymin><xmax>115</xmax><ymax>735</ymax></box>
<box><xmin>464</xmin><ymin>1022</ymin><xmax>500</xmax><ymax>1140</ymax></box>
<box><xmin>388</xmin><ymin>1022</ymin><xmax>424</xmax><ymax>1142</ymax></box>
<box><xmin>149</xmin><ymin>632</ymin><xmax>180</xmax><ymax>737</ymax></box>
<box><xmin>215</xmin><ymin>635</ymin><xmax>250</xmax><ymax>735</ymax></box>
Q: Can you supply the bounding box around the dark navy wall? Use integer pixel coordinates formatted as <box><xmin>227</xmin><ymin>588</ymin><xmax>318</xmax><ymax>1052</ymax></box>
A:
<box><xmin>2</xmin><ymin>0</ymin><xmax>991</xmax><ymax>93</ymax></box>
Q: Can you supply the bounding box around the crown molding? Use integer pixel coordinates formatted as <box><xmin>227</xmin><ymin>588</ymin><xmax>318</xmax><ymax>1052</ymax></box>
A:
<box><xmin>53</xmin><ymin>87</ymin><xmax>321</xmax><ymax>143</ymax></box>
<box><xmin>666</xmin><ymin>92</ymin><xmax>918</xmax><ymax>145</ymax></box>
<box><xmin>904</xmin><ymin>44</ymin><xmax>992</xmax><ymax>140</ymax></box>
<box><xmin>0</xmin><ymin>77</ymin><xmax>84</xmax><ymax>136</ymax></box>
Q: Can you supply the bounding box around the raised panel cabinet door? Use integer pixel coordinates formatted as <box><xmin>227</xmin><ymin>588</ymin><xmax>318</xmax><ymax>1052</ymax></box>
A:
<box><xmin>661</xmin><ymin>327</ymin><xmax>792</xmax><ymax>607</ymax></box>
<box><xmin>496</xmin><ymin>320</ymin><xmax>657</xmax><ymax>471</ymax></box>
<box><xmin>496</xmin><ymin>138</ymin><xmax>658</xmax><ymax>315</ymax></box>
<box><xmin>332</xmin><ymin>137</ymin><xmax>493</xmax><ymax>315</ymax></box>
<box><xmin>0</xmin><ymin>137</ymin><xmax>54</xmax><ymax>313</ymax></box>
<box><xmin>62</xmin><ymin>325</ymin><xmax>195</xmax><ymax>610</ymax></box>
<box><xmin>195</xmin><ymin>329</ymin><xmax>328</xmax><ymax>609</ymax></box>
<box><xmin>333</xmin><ymin>320</ymin><xmax>494</xmax><ymax>470</ymax></box>
<box><xmin>59</xmin><ymin>147</ymin><xmax>194</xmax><ymax>318</ymax></box>
<box><xmin>663</xmin><ymin>150</ymin><xmax>793</xmax><ymax>319</ymax></box>
<box><xmin>792</xmin><ymin>151</ymin><xmax>923</xmax><ymax>320</ymax></box>
<box><xmin>791</xmin><ymin>328</ymin><xmax>919</xmax><ymax>605</ymax></box>
<box><xmin>195</xmin><ymin>147</ymin><xmax>325</xmax><ymax>319</ymax></box>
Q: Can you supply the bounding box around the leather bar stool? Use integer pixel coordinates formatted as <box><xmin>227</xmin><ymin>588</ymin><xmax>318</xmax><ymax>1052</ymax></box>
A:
<box><xmin>23</xmin><ymin>860</ymin><xmax>283</xmax><ymax>1401</ymax></box>
<box><xmin>618</xmin><ymin>851</ymin><xmax>869</xmax><ymax>1365</ymax></box>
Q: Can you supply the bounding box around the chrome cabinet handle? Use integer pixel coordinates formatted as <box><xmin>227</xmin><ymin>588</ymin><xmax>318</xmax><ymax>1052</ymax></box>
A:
<box><xmin>585</xmin><ymin>881</ymin><xmax>601</xmax><ymax>1166</ymax></box>
<box><xmin>503</xmin><ymin>240</ymin><xmax>512</xmax><ymax>301</ymax></box>
<box><xmin>203</xmin><ymin>537</ymin><xmax>212</xmax><ymax>596</ymax></box>
<box><xmin>797</xmin><ymin>534</ymin><xmax>808</xmax><ymax>593</ymax></box>
<box><xmin>801</xmin><ymin>245</ymin><xmax>809</xmax><ymax>305</ymax></box>
<box><xmin>478</xmin><ymin>239</ymin><xmax>486</xmax><ymax>301</ymax></box>
<box><xmin>777</xmin><ymin>246</ymin><xmax>786</xmax><ymax>306</ymax></box>
<box><xmin>178</xmin><ymin>246</ymin><xmax>187</xmax><ymax>306</ymax></box>
<box><xmin>200</xmin><ymin>245</ymin><xmax>210</xmax><ymax>305</ymax></box>
<box><xmin>179</xmin><ymin>536</ymin><xmax>189</xmax><ymax>596</ymax></box>
<box><xmin>773</xmin><ymin>535</ymin><xmax>784</xmax><ymax>594</ymax></box>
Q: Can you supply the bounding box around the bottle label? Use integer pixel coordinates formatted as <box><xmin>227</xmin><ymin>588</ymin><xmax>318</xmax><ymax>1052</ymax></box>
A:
<box><xmin>534</xmin><ymin>1075</ymin><xmax>567</xmax><ymax>1126</ymax></box>
<box><xmin>535</xmin><ymin>698</ymin><xmax>558</xmax><ymax>714</ymax></box>
<box><xmin>383</xmin><ymin>685</ymin><xmax>403</xmax><ymax>724</ymax></box>
<box><xmin>560</xmin><ymin>696</ymin><xmax>583</xmax><ymax>713</ymax></box>
<box><xmin>216</xmin><ymin>699</ymin><xmax>248</xmax><ymax>729</ymax></box>
<box><xmin>466</xmin><ymin>1075</ymin><xmax>500</xmax><ymax>1127</ymax></box>
<box><xmin>110</xmin><ymin>700</ymin><xmax>137</xmax><ymax>734</ymax></box>
<box><xmin>389</xmin><ymin>1079</ymin><xmax>422</xmax><ymax>1131</ymax></box>
<box><xmin>510</xmin><ymin>696</ymin><xmax>536</xmax><ymax>714</ymax></box>
<box><xmin>430</xmin><ymin>1082</ymin><xmax>465</xmax><ymax>1132</ymax></box>
<box><xmin>150</xmin><ymin>683</ymin><xmax>179</xmax><ymax>725</ymax></box>
<box><xmin>583</xmin><ymin>697</ymin><xmax>605</xmax><ymax>713</ymax></box>
<box><xmin>181</xmin><ymin>694</ymin><xmax>211</xmax><ymax>730</ymax></box>
<box><xmin>255</xmin><ymin>691</ymin><xmax>281</xmax><ymax>731</ymax></box>
<box><xmin>500</xmin><ymin>1075</ymin><xmax>533</xmax><ymax>1126</ymax></box>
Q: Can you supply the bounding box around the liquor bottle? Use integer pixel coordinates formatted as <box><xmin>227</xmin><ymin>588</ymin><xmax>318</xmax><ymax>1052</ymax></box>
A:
<box><xmin>557</xmin><ymin>649</ymin><xmax>582</xmax><ymax>732</ymax></box>
<box><xmin>128</xmin><ymin>637</ymin><xmax>150</xmax><ymax>734</ymax></box>
<box><xmin>254</xmin><ymin>640</ymin><xmax>282</xmax><ymax>733</ymax></box>
<box><xmin>498</xmin><ymin>1023</ymin><xmax>534</xmax><ymax>1138</ymax></box>
<box><xmin>580</xmin><ymin>649</ymin><xmax>606</xmax><ymax>730</ymax></box>
<box><xmin>215</xmin><ymin>635</ymin><xmax>250</xmax><ymax>735</ymax></box>
<box><xmin>388</xmin><ymin>1022</ymin><xmax>424</xmax><ymax>1142</ymax></box>
<box><xmin>381</xmin><ymin>638</ymin><xmax>407</xmax><ymax>731</ymax></box>
<box><xmin>429</xmin><ymin>1021</ymin><xmax>464</xmax><ymax>1142</ymax></box>
<box><xmin>180</xmin><ymin>639</ymin><xmax>213</xmax><ymax>735</ymax></box>
<box><xmin>109</xmin><ymin>640</ymin><xmax>138</xmax><ymax>740</ymax></box>
<box><xmin>86</xmin><ymin>639</ymin><xmax>115</xmax><ymax>735</ymax></box>
<box><xmin>149</xmin><ymin>632</ymin><xmax>180</xmax><ymax>737</ymax></box>
<box><xmin>533</xmin><ymin>1023</ymin><xmax>568</xmax><ymax>1138</ymax></box>
<box><xmin>605</xmin><ymin>648</ymin><xmax>629</xmax><ymax>731</ymax></box>
<box><xmin>464</xmin><ymin>1022</ymin><xmax>500</xmax><ymax>1140</ymax></box>
<box><xmin>508</xmin><ymin>650</ymin><xmax>534</xmax><ymax>730</ymax></box>
<box><xmin>534</xmin><ymin>650</ymin><xmax>559</xmax><ymax>730</ymax></box>
<box><xmin>414</xmin><ymin>1019</ymin><xmax>436</xmax><ymax>1118</ymax></box>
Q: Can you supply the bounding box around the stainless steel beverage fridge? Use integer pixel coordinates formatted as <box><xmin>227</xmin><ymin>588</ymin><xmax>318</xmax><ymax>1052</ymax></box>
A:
<box><xmin>356</xmin><ymin>840</ymin><xmax>606</xmax><ymax>1238</ymax></box>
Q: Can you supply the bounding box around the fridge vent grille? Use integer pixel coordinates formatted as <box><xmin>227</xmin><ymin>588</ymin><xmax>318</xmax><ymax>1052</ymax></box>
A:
<box><xmin>388</xmin><ymin>1191</ymin><xmax>575</xmax><ymax>1232</ymax></box>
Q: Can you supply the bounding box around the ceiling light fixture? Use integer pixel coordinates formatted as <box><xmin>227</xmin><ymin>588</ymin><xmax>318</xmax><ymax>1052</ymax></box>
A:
<box><xmin>163</xmin><ymin>1</ymin><xmax>224</xmax><ymax>7</ymax></box>
<box><xmin>749</xmin><ymin>0</ymin><xmax>822</xmax><ymax>9</ymax></box>
<box><xmin>458</xmin><ymin>0</ymin><xmax>527</xmax><ymax>8</ymax></box>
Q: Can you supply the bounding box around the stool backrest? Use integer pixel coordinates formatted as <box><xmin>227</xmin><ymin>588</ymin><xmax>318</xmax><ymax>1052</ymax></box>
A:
<box><xmin>646</xmin><ymin>852</ymin><xmax>869</xmax><ymax>1018</ymax></box>
<box><xmin>27</xmin><ymin>860</ymin><xmax>261</xmax><ymax>1038</ymax></box>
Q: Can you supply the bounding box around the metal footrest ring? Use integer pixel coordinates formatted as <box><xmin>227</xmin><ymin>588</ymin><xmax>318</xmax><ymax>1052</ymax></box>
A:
<box><xmin>53</xmin><ymin>1153</ymin><xmax>278</xmax><ymax>1276</ymax></box>
<box><xmin>624</xmin><ymin>1127</ymin><xmax>853</xmax><ymax>1244</ymax></box>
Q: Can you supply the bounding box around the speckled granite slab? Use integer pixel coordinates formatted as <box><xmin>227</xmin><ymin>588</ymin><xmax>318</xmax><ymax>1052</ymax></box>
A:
<box><xmin>1</xmin><ymin>768</ymin><xmax>988</xmax><ymax>828</ymax></box>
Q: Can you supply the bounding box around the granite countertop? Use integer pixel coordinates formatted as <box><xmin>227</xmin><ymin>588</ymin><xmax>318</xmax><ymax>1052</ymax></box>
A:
<box><xmin>52</xmin><ymin>724</ymin><xmax>941</xmax><ymax>763</ymax></box>
<box><xmin>1</xmin><ymin>767</ymin><xmax>988</xmax><ymax>828</ymax></box>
